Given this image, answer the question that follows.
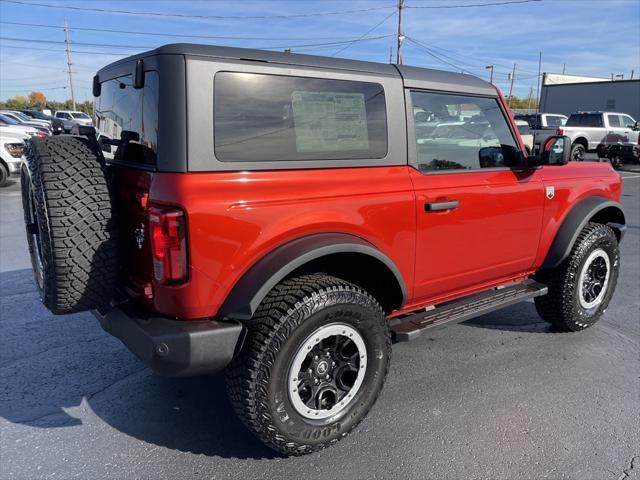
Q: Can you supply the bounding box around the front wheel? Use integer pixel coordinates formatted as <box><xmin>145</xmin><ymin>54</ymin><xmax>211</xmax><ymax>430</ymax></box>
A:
<box><xmin>0</xmin><ymin>162</ymin><xmax>8</xmax><ymax>187</ymax></box>
<box><xmin>226</xmin><ymin>274</ymin><xmax>391</xmax><ymax>456</ymax></box>
<box><xmin>534</xmin><ymin>223</ymin><xmax>620</xmax><ymax>331</ymax></box>
<box><xmin>570</xmin><ymin>143</ymin><xmax>586</xmax><ymax>161</ymax></box>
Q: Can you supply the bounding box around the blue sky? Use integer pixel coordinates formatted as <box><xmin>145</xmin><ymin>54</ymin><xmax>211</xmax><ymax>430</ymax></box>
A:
<box><xmin>1</xmin><ymin>0</ymin><xmax>639</xmax><ymax>102</ymax></box>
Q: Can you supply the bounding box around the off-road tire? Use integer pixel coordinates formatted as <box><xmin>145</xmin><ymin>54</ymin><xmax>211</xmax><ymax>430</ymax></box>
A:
<box><xmin>534</xmin><ymin>223</ymin><xmax>619</xmax><ymax>331</ymax></box>
<box><xmin>226</xmin><ymin>274</ymin><xmax>391</xmax><ymax>456</ymax></box>
<box><xmin>21</xmin><ymin>136</ymin><xmax>118</xmax><ymax>314</ymax></box>
<box><xmin>0</xmin><ymin>162</ymin><xmax>8</xmax><ymax>187</ymax></box>
<box><xmin>570</xmin><ymin>143</ymin><xmax>586</xmax><ymax>162</ymax></box>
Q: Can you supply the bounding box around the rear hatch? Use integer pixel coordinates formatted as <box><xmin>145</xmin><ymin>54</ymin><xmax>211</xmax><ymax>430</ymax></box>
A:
<box><xmin>95</xmin><ymin>71</ymin><xmax>160</xmax><ymax>300</ymax></box>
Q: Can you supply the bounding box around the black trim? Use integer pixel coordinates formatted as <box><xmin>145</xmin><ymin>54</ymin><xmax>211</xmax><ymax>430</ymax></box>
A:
<box><xmin>541</xmin><ymin>196</ymin><xmax>625</xmax><ymax>269</ymax></box>
<box><xmin>218</xmin><ymin>233</ymin><xmax>407</xmax><ymax>320</ymax></box>
<box><xmin>93</xmin><ymin>304</ymin><xmax>243</xmax><ymax>376</ymax></box>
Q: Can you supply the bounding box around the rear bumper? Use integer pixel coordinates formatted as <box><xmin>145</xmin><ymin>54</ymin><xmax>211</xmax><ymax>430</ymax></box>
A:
<box><xmin>93</xmin><ymin>304</ymin><xmax>243</xmax><ymax>376</ymax></box>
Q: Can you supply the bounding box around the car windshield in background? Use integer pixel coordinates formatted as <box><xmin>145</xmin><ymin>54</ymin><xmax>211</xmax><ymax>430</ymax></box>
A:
<box><xmin>71</xmin><ymin>112</ymin><xmax>91</xmax><ymax>119</ymax></box>
<box><xmin>0</xmin><ymin>114</ymin><xmax>19</xmax><ymax>125</ymax></box>
<box><xmin>95</xmin><ymin>71</ymin><xmax>159</xmax><ymax>166</ymax></box>
<box><xmin>566</xmin><ymin>113</ymin><xmax>603</xmax><ymax>127</ymax></box>
<box><xmin>516</xmin><ymin>124</ymin><xmax>531</xmax><ymax>135</ymax></box>
<box><xmin>546</xmin><ymin>116</ymin><xmax>566</xmax><ymax>127</ymax></box>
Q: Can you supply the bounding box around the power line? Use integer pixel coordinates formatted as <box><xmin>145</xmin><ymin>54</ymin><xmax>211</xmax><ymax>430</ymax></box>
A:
<box><xmin>0</xmin><ymin>20</ymin><xmax>390</xmax><ymax>42</ymax></box>
<box><xmin>405</xmin><ymin>37</ymin><xmax>479</xmax><ymax>77</ymax></box>
<box><xmin>0</xmin><ymin>0</ymin><xmax>395</xmax><ymax>19</ymax></box>
<box><xmin>0</xmin><ymin>34</ymin><xmax>395</xmax><ymax>53</ymax></box>
<box><xmin>406</xmin><ymin>0</ymin><xmax>542</xmax><ymax>9</ymax></box>
<box><xmin>332</xmin><ymin>10</ymin><xmax>396</xmax><ymax>56</ymax></box>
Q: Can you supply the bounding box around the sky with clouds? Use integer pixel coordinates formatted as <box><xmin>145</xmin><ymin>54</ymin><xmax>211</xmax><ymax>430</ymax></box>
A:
<box><xmin>0</xmin><ymin>0</ymin><xmax>638</xmax><ymax>102</ymax></box>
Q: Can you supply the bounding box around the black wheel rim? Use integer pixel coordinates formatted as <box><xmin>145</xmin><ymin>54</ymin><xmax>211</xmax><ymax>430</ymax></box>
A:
<box><xmin>27</xmin><ymin>183</ymin><xmax>45</xmax><ymax>290</ymax></box>
<box><xmin>572</xmin><ymin>146</ymin><xmax>585</xmax><ymax>161</ymax></box>
<box><xmin>578</xmin><ymin>249</ymin><xmax>610</xmax><ymax>310</ymax></box>
<box><xmin>289</xmin><ymin>323</ymin><xmax>367</xmax><ymax>419</ymax></box>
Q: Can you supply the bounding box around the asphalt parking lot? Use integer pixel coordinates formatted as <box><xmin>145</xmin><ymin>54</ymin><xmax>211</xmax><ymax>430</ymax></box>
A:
<box><xmin>1</xmin><ymin>170</ymin><xmax>639</xmax><ymax>480</ymax></box>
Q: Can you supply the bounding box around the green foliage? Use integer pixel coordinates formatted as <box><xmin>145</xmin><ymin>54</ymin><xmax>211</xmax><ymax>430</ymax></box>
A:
<box><xmin>505</xmin><ymin>94</ymin><xmax>539</xmax><ymax>110</ymax></box>
<box><xmin>0</xmin><ymin>93</ymin><xmax>94</xmax><ymax>114</ymax></box>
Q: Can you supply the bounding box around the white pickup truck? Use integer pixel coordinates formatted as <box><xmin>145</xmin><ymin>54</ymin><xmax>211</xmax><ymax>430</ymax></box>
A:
<box><xmin>556</xmin><ymin>111</ymin><xmax>638</xmax><ymax>163</ymax></box>
<box><xmin>514</xmin><ymin>113</ymin><xmax>567</xmax><ymax>153</ymax></box>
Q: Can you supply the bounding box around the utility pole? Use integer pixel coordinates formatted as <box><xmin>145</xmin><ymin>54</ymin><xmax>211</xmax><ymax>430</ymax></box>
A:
<box><xmin>526</xmin><ymin>86</ymin><xmax>534</xmax><ymax>111</ymax></box>
<box><xmin>396</xmin><ymin>0</ymin><xmax>404</xmax><ymax>64</ymax></box>
<box><xmin>389</xmin><ymin>46</ymin><xmax>393</xmax><ymax>64</ymax></box>
<box><xmin>485</xmin><ymin>65</ymin><xmax>494</xmax><ymax>84</ymax></box>
<box><xmin>507</xmin><ymin>63</ymin><xmax>517</xmax><ymax>107</ymax></box>
<box><xmin>562</xmin><ymin>63</ymin><xmax>566</xmax><ymax>74</ymax></box>
<box><xmin>63</xmin><ymin>17</ymin><xmax>76</xmax><ymax>110</ymax></box>
<box><xmin>631</xmin><ymin>70</ymin><xmax>635</xmax><ymax>80</ymax></box>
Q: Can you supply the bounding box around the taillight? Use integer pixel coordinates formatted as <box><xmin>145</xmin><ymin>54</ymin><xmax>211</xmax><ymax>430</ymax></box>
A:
<box><xmin>35</xmin><ymin>131</ymin><xmax>47</xmax><ymax>137</ymax></box>
<box><xmin>556</xmin><ymin>127</ymin><xmax>564</xmax><ymax>136</ymax></box>
<box><xmin>148</xmin><ymin>205</ymin><xmax>188</xmax><ymax>284</ymax></box>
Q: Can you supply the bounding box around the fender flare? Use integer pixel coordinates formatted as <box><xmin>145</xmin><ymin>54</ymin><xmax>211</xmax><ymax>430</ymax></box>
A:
<box><xmin>217</xmin><ymin>233</ymin><xmax>407</xmax><ymax>320</ymax></box>
<box><xmin>541</xmin><ymin>196</ymin><xmax>625</xmax><ymax>269</ymax></box>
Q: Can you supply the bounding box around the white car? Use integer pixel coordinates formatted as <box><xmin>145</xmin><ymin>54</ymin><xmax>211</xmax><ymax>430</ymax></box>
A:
<box><xmin>0</xmin><ymin>118</ymin><xmax>42</xmax><ymax>139</ymax></box>
<box><xmin>0</xmin><ymin>111</ymin><xmax>51</xmax><ymax>135</ymax></box>
<box><xmin>54</xmin><ymin>110</ymin><xmax>93</xmax><ymax>131</ymax></box>
<box><xmin>0</xmin><ymin>132</ymin><xmax>25</xmax><ymax>187</ymax></box>
<box><xmin>514</xmin><ymin>120</ymin><xmax>534</xmax><ymax>154</ymax></box>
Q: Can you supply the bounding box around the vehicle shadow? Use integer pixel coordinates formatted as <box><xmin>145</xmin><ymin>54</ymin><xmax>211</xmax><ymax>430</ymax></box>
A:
<box><xmin>461</xmin><ymin>302</ymin><xmax>557</xmax><ymax>333</ymax></box>
<box><xmin>0</xmin><ymin>268</ymin><xmax>278</xmax><ymax>460</ymax></box>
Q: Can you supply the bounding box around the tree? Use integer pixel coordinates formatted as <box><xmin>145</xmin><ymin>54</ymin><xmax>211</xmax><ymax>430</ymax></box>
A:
<box><xmin>5</xmin><ymin>95</ymin><xmax>28</xmax><ymax>109</ymax></box>
<box><xmin>28</xmin><ymin>91</ymin><xmax>47</xmax><ymax>106</ymax></box>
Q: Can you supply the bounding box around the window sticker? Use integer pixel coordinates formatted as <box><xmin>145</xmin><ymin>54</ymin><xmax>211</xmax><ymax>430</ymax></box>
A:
<box><xmin>291</xmin><ymin>91</ymin><xmax>369</xmax><ymax>152</ymax></box>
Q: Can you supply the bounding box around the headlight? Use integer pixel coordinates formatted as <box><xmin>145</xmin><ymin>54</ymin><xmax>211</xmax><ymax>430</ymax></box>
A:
<box><xmin>4</xmin><ymin>142</ymin><xmax>24</xmax><ymax>158</ymax></box>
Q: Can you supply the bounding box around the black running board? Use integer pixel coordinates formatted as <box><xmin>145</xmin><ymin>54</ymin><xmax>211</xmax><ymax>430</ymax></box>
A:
<box><xmin>390</xmin><ymin>280</ymin><xmax>548</xmax><ymax>342</ymax></box>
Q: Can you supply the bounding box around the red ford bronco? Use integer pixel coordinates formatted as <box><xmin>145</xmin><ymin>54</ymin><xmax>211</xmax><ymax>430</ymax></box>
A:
<box><xmin>21</xmin><ymin>44</ymin><xmax>625</xmax><ymax>456</ymax></box>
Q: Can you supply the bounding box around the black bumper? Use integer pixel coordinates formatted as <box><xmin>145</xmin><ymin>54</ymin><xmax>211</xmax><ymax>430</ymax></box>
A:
<box><xmin>93</xmin><ymin>305</ymin><xmax>243</xmax><ymax>376</ymax></box>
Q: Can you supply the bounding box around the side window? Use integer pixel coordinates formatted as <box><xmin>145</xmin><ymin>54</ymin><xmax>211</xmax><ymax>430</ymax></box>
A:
<box><xmin>214</xmin><ymin>72</ymin><xmax>387</xmax><ymax>162</ymax></box>
<box><xmin>409</xmin><ymin>91</ymin><xmax>518</xmax><ymax>172</ymax></box>
<box><xmin>608</xmin><ymin>114</ymin><xmax>621</xmax><ymax>127</ymax></box>
<box><xmin>621</xmin><ymin>115</ymin><xmax>636</xmax><ymax>128</ymax></box>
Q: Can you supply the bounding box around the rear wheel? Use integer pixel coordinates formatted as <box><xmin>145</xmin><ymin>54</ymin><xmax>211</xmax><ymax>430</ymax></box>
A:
<box><xmin>226</xmin><ymin>274</ymin><xmax>391</xmax><ymax>456</ymax></box>
<box><xmin>570</xmin><ymin>143</ymin><xmax>586</xmax><ymax>161</ymax></box>
<box><xmin>534</xmin><ymin>223</ymin><xmax>619</xmax><ymax>331</ymax></box>
<box><xmin>21</xmin><ymin>136</ymin><xmax>118</xmax><ymax>314</ymax></box>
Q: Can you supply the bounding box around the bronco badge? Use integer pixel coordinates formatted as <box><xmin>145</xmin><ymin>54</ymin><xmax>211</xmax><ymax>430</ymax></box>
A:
<box><xmin>546</xmin><ymin>186</ymin><xmax>555</xmax><ymax>200</ymax></box>
<box><xmin>134</xmin><ymin>223</ymin><xmax>145</xmax><ymax>249</ymax></box>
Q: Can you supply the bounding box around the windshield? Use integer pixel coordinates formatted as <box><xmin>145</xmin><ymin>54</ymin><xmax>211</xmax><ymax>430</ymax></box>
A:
<box><xmin>0</xmin><ymin>114</ymin><xmax>19</xmax><ymax>125</ymax></box>
<box><xmin>71</xmin><ymin>112</ymin><xmax>91</xmax><ymax>119</ymax></box>
<box><xmin>12</xmin><ymin>112</ymin><xmax>31</xmax><ymax>121</ymax></box>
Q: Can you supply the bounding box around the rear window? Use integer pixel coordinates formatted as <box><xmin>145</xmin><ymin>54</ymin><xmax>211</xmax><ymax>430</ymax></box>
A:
<box><xmin>71</xmin><ymin>112</ymin><xmax>91</xmax><ymax>119</ymax></box>
<box><xmin>95</xmin><ymin>71</ymin><xmax>159</xmax><ymax>166</ymax></box>
<box><xmin>566</xmin><ymin>113</ymin><xmax>603</xmax><ymax>127</ymax></box>
<box><xmin>545</xmin><ymin>115</ymin><xmax>565</xmax><ymax>127</ymax></box>
<box><xmin>516</xmin><ymin>123</ymin><xmax>531</xmax><ymax>135</ymax></box>
<box><xmin>214</xmin><ymin>72</ymin><xmax>388</xmax><ymax>162</ymax></box>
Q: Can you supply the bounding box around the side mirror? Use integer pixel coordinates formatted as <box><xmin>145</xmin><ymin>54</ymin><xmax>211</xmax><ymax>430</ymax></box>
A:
<box><xmin>541</xmin><ymin>135</ymin><xmax>571</xmax><ymax>165</ymax></box>
<box><xmin>133</xmin><ymin>59</ymin><xmax>145</xmax><ymax>89</ymax></box>
<box><xmin>630</xmin><ymin>121</ymin><xmax>639</xmax><ymax>131</ymax></box>
<box><xmin>92</xmin><ymin>75</ymin><xmax>101</xmax><ymax>97</ymax></box>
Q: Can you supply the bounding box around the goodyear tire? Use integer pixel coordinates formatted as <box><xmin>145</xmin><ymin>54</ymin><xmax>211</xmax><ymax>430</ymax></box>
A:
<box><xmin>226</xmin><ymin>274</ymin><xmax>391</xmax><ymax>456</ymax></box>
<box><xmin>21</xmin><ymin>136</ymin><xmax>118</xmax><ymax>314</ymax></box>
<box><xmin>534</xmin><ymin>223</ymin><xmax>619</xmax><ymax>331</ymax></box>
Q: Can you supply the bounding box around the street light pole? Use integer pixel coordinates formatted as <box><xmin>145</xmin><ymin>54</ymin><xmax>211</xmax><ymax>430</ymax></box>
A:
<box><xmin>485</xmin><ymin>65</ymin><xmax>494</xmax><ymax>84</ymax></box>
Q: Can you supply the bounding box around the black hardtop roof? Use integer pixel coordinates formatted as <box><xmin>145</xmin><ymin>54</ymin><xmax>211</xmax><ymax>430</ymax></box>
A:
<box><xmin>98</xmin><ymin>43</ymin><xmax>496</xmax><ymax>95</ymax></box>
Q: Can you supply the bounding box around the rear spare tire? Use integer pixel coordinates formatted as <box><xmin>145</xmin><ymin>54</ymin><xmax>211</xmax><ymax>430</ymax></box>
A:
<box><xmin>21</xmin><ymin>136</ymin><xmax>118</xmax><ymax>314</ymax></box>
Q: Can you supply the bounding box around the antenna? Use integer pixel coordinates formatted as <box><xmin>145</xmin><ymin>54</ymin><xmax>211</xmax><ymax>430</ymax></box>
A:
<box><xmin>533</xmin><ymin>51</ymin><xmax>542</xmax><ymax>154</ymax></box>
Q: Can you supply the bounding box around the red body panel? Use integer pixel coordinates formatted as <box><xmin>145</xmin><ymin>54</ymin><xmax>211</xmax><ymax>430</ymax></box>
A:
<box><xmin>112</xmin><ymin>90</ymin><xmax>622</xmax><ymax>321</ymax></box>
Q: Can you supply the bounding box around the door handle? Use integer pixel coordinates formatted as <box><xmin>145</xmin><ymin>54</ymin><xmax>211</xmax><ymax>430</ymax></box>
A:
<box><xmin>424</xmin><ymin>200</ymin><xmax>459</xmax><ymax>212</ymax></box>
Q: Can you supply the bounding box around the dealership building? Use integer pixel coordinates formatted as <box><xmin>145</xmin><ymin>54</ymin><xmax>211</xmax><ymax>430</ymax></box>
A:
<box><xmin>539</xmin><ymin>73</ymin><xmax>640</xmax><ymax>120</ymax></box>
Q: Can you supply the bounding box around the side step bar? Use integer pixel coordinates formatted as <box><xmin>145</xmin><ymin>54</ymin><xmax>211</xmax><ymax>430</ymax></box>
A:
<box><xmin>390</xmin><ymin>280</ymin><xmax>548</xmax><ymax>342</ymax></box>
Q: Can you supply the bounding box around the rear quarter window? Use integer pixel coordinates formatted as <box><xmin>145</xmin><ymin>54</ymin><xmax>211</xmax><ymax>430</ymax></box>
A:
<box><xmin>566</xmin><ymin>113</ymin><xmax>603</xmax><ymax>127</ymax></box>
<box><xmin>213</xmin><ymin>72</ymin><xmax>388</xmax><ymax>162</ymax></box>
<box><xmin>95</xmin><ymin>71</ymin><xmax>159</xmax><ymax>166</ymax></box>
